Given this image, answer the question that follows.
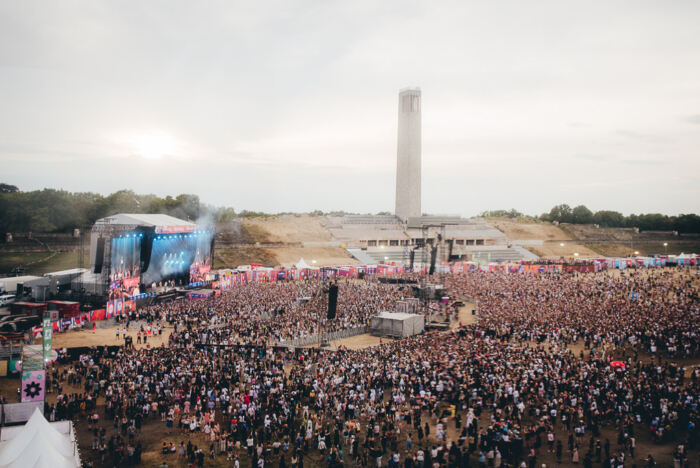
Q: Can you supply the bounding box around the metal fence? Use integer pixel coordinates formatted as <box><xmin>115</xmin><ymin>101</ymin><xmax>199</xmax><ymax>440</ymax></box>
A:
<box><xmin>278</xmin><ymin>326</ymin><xmax>369</xmax><ymax>348</ymax></box>
<box><xmin>0</xmin><ymin>344</ymin><xmax>24</xmax><ymax>360</ymax></box>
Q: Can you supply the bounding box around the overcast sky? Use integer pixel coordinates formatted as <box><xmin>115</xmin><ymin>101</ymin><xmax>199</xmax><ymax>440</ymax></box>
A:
<box><xmin>1</xmin><ymin>1</ymin><xmax>699</xmax><ymax>216</ymax></box>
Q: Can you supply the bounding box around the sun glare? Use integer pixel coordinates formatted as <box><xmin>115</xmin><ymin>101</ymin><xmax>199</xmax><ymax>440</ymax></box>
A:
<box><xmin>130</xmin><ymin>132</ymin><xmax>177</xmax><ymax>159</ymax></box>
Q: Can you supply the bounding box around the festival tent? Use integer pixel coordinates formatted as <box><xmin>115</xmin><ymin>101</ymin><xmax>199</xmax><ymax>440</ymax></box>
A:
<box><xmin>295</xmin><ymin>258</ymin><xmax>311</xmax><ymax>269</ymax></box>
<box><xmin>370</xmin><ymin>311</ymin><xmax>425</xmax><ymax>338</ymax></box>
<box><xmin>0</xmin><ymin>408</ymin><xmax>80</xmax><ymax>468</ymax></box>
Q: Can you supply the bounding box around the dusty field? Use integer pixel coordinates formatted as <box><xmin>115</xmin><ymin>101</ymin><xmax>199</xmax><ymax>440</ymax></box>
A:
<box><xmin>214</xmin><ymin>246</ymin><xmax>278</xmax><ymax>268</ymax></box>
<box><xmin>454</xmin><ymin>301</ymin><xmax>477</xmax><ymax>327</ymax></box>
<box><xmin>307</xmin><ymin>333</ymin><xmax>386</xmax><ymax>350</ymax></box>
<box><xmin>533</xmin><ymin>240</ymin><xmax>600</xmax><ymax>258</ymax></box>
<box><xmin>245</xmin><ymin>215</ymin><xmax>332</xmax><ymax>243</ymax></box>
<box><xmin>268</xmin><ymin>246</ymin><xmax>359</xmax><ymax>266</ymax></box>
<box><xmin>214</xmin><ymin>245</ymin><xmax>358</xmax><ymax>268</ymax></box>
<box><xmin>489</xmin><ymin>219</ymin><xmax>572</xmax><ymax>240</ymax></box>
<box><xmin>488</xmin><ymin>219</ymin><xmax>599</xmax><ymax>258</ymax></box>
<box><xmin>51</xmin><ymin>322</ymin><xmax>172</xmax><ymax>349</ymax></box>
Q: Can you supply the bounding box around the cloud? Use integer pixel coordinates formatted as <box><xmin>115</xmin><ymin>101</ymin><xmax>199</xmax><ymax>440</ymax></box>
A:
<box><xmin>1</xmin><ymin>1</ymin><xmax>700</xmax><ymax>215</ymax></box>
<box><xmin>614</xmin><ymin>130</ymin><xmax>667</xmax><ymax>143</ymax></box>
<box><xmin>573</xmin><ymin>154</ymin><xmax>610</xmax><ymax>162</ymax></box>
<box><xmin>620</xmin><ymin>159</ymin><xmax>667</xmax><ymax>166</ymax></box>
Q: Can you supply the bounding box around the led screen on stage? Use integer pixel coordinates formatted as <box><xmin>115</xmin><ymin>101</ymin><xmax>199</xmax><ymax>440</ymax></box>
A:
<box><xmin>109</xmin><ymin>234</ymin><xmax>142</xmax><ymax>300</ymax></box>
<box><xmin>189</xmin><ymin>234</ymin><xmax>212</xmax><ymax>284</ymax></box>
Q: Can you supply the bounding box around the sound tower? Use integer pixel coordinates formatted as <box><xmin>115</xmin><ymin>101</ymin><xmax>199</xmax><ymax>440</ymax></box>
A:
<box><xmin>140</xmin><ymin>232</ymin><xmax>153</xmax><ymax>273</ymax></box>
<box><xmin>327</xmin><ymin>284</ymin><xmax>338</xmax><ymax>319</ymax></box>
<box><xmin>409</xmin><ymin>249</ymin><xmax>415</xmax><ymax>270</ymax></box>
<box><xmin>429</xmin><ymin>245</ymin><xmax>438</xmax><ymax>275</ymax></box>
<box><xmin>94</xmin><ymin>237</ymin><xmax>105</xmax><ymax>274</ymax></box>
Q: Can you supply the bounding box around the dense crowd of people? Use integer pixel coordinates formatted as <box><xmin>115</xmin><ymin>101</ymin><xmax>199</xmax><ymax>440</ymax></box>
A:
<box><xmin>26</xmin><ymin>267</ymin><xmax>700</xmax><ymax>467</ymax></box>
<box><xmin>438</xmin><ymin>269</ymin><xmax>699</xmax><ymax>358</ymax></box>
<box><xmin>129</xmin><ymin>280</ymin><xmax>406</xmax><ymax>346</ymax></box>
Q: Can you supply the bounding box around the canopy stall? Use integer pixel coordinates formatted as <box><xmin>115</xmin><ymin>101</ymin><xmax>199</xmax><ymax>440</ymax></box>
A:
<box><xmin>0</xmin><ymin>408</ymin><xmax>80</xmax><ymax>468</ymax></box>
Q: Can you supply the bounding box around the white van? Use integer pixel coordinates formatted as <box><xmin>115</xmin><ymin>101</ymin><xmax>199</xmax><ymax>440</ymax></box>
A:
<box><xmin>0</xmin><ymin>294</ymin><xmax>15</xmax><ymax>307</ymax></box>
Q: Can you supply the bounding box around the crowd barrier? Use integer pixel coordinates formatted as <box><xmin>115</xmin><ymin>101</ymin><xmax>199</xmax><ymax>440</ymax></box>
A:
<box><xmin>278</xmin><ymin>326</ymin><xmax>369</xmax><ymax>348</ymax></box>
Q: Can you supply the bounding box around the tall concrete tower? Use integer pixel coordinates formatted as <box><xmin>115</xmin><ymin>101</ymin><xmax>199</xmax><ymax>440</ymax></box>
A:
<box><xmin>395</xmin><ymin>87</ymin><xmax>422</xmax><ymax>221</ymax></box>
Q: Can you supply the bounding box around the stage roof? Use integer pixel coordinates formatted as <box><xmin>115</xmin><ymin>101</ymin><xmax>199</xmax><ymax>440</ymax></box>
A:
<box><xmin>94</xmin><ymin>213</ymin><xmax>196</xmax><ymax>233</ymax></box>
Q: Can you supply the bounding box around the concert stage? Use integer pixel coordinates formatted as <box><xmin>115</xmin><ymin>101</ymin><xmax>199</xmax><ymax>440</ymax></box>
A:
<box><xmin>78</xmin><ymin>214</ymin><xmax>214</xmax><ymax>302</ymax></box>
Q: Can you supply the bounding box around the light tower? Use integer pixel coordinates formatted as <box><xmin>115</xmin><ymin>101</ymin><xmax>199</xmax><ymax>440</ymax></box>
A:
<box><xmin>395</xmin><ymin>87</ymin><xmax>422</xmax><ymax>221</ymax></box>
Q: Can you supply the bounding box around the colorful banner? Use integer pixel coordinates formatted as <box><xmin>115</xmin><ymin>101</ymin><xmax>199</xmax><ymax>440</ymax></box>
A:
<box><xmin>21</xmin><ymin>370</ymin><xmax>45</xmax><ymax>402</ymax></box>
<box><xmin>42</xmin><ymin>318</ymin><xmax>52</xmax><ymax>361</ymax></box>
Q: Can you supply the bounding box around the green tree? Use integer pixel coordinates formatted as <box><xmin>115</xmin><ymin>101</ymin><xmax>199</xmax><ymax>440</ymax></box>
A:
<box><xmin>674</xmin><ymin>214</ymin><xmax>700</xmax><ymax>233</ymax></box>
<box><xmin>546</xmin><ymin>204</ymin><xmax>573</xmax><ymax>223</ymax></box>
<box><xmin>0</xmin><ymin>183</ymin><xmax>19</xmax><ymax>193</ymax></box>
<box><xmin>592</xmin><ymin>210</ymin><xmax>625</xmax><ymax>227</ymax></box>
<box><xmin>571</xmin><ymin>205</ymin><xmax>593</xmax><ymax>224</ymax></box>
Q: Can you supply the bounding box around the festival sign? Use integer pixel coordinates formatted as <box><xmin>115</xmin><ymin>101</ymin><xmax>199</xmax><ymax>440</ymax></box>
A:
<box><xmin>42</xmin><ymin>318</ymin><xmax>52</xmax><ymax>361</ymax></box>
<box><xmin>21</xmin><ymin>370</ymin><xmax>45</xmax><ymax>402</ymax></box>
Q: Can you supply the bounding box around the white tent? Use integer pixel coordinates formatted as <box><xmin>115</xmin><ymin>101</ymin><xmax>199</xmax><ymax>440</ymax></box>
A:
<box><xmin>370</xmin><ymin>311</ymin><xmax>425</xmax><ymax>337</ymax></box>
<box><xmin>0</xmin><ymin>409</ymin><xmax>79</xmax><ymax>468</ymax></box>
<box><xmin>295</xmin><ymin>258</ymin><xmax>311</xmax><ymax>269</ymax></box>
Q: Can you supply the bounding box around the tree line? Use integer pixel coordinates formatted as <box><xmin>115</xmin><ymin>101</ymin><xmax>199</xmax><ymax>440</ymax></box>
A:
<box><xmin>0</xmin><ymin>184</ymin><xmax>238</xmax><ymax>233</ymax></box>
<box><xmin>0</xmin><ymin>184</ymin><xmax>370</xmax><ymax>233</ymax></box>
<box><xmin>481</xmin><ymin>205</ymin><xmax>700</xmax><ymax>233</ymax></box>
<box><xmin>2</xmin><ymin>183</ymin><xmax>698</xmax><ymax>234</ymax></box>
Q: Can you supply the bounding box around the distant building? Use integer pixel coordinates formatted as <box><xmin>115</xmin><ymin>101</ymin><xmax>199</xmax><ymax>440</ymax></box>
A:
<box><xmin>328</xmin><ymin>88</ymin><xmax>535</xmax><ymax>265</ymax></box>
<box><xmin>395</xmin><ymin>87</ymin><xmax>422</xmax><ymax>221</ymax></box>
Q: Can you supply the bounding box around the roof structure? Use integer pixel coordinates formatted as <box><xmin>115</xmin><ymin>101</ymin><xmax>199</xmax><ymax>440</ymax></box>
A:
<box><xmin>0</xmin><ymin>408</ymin><xmax>80</xmax><ymax>468</ymax></box>
<box><xmin>43</xmin><ymin>269</ymin><xmax>87</xmax><ymax>277</ymax></box>
<box><xmin>374</xmin><ymin>311</ymin><xmax>422</xmax><ymax>320</ymax></box>
<box><xmin>94</xmin><ymin>213</ymin><xmax>195</xmax><ymax>228</ymax></box>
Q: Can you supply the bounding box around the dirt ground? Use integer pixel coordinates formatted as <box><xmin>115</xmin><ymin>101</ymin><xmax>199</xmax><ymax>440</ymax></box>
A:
<box><xmin>488</xmin><ymin>219</ymin><xmax>572</xmax><ymax>241</ymax></box>
<box><xmin>245</xmin><ymin>215</ymin><xmax>333</xmax><ymax>243</ymax></box>
<box><xmin>267</xmin><ymin>246</ymin><xmax>359</xmax><ymax>267</ymax></box>
<box><xmin>533</xmin><ymin>240</ymin><xmax>601</xmax><ymax>258</ymax></box>
<box><xmin>488</xmin><ymin>219</ymin><xmax>600</xmax><ymax>258</ymax></box>
<box><xmin>215</xmin><ymin>245</ymin><xmax>359</xmax><ymax>268</ymax></box>
<box><xmin>453</xmin><ymin>301</ymin><xmax>477</xmax><ymax>328</ymax></box>
<box><xmin>51</xmin><ymin>322</ymin><xmax>172</xmax><ymax>350</ymax></box>
<box><xmin>307</xmin><ymin>333</ymin><xmax>386</xmax><ymax>351</ymax></box>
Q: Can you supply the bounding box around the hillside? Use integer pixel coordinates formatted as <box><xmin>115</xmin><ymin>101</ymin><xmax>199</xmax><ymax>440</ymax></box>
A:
<box><xmin>488</xmin><ymin>218</ymin><xmax>571</xmax><ymax>241</ymax></box>
<box><xmin>213</xmin><ymin>215</ymin><xmax>355</xmax><ymax>267</ymax></box>
<box><xmin>244</xmin><ymin>215</ymin><xmax>332</xmax><ymax>243</ymax></box>
<box><xmin>490</xmin><ymin>219</ymin><xmax>699</xmax><ymax>258</ymax></box>
<box><xmin>488</xmin><ymin>218</ymin><xmax>599</xmax><ymax>257</ymax></box>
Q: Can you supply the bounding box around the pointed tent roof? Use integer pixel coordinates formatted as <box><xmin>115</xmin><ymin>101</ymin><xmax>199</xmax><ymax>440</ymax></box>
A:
<box><xmin>0</xmin><ymin>409</ymin><xmax>79</xmax><ymax>468</ymax></box>
<box><xmin>295</xmin><ymin>258</ymin><xmax>311</xmax><ymax>269</ymax></box>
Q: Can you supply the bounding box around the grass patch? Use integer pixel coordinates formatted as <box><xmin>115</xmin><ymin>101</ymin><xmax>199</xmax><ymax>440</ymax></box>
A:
<box><xmin>215</xmin><ymin>222</ymin><xmax>271</xmax><ymax>244</ymax></box>
<box><xmin>0</xmin><ymin>251</ymin><xmax>81</xmax><ymax>275</ymax></box>
<box><xmin>584</xmin><ymin>243</ymin><xmax>636</xmax><ymax>257</ymax></box>
<box><xmin>213</xmin><ymin>247</ymin><xmax>277</xmax><ymax>268</ymax></box>
<box><xmin>241</xmin><ymin>223</ymin><xmax>271</xmax><ymax>243</ymax></box>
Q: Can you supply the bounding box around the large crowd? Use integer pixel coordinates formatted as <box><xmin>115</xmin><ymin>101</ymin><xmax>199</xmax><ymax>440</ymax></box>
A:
<box><xmin>129</xmin><ymin>280</ymin><xmax>406</xmax><ymax>346</ymax></box>
<box><xmin>438</xmin><ymin>269</ymin><xmax>699</xmax><ymax>358</ymax></box>
<box><xmin>30</xmin><ymin>267</ymin><xmax>700</xmax><ymax>467</ymax></box>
